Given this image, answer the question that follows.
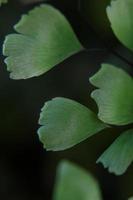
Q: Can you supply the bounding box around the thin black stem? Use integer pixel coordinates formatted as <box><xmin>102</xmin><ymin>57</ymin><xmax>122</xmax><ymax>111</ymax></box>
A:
<box><xmin>78</xmin><ymin>6</ymin><xmax>133</xmax><ymax>66</ymax></box>
<box><xmin>111</xmin><ymin>49</ymin><xmax>133</xmax><ymax>67</ymax></box>
<box><xmin>85</xmin><ymin>48</ymin><xmax>107</xmax><ymax>52</ymax></box>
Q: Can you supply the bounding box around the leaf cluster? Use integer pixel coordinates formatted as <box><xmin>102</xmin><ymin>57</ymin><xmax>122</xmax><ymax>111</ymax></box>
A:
<box><xmin>53</xmin><ymin>160</ymin><xmax>133</xmax><ymax>200</ymax></box>
<box><xmin>2</xmin><ymin>0</ymin><xmax>133</xmax><ymax>176</ymax></box>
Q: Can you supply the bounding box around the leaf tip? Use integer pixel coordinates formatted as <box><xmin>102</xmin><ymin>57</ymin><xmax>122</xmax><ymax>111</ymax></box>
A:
<box><xmin>96</xmin><ymin>157</ymin><xmax>122</xmax><ymax>176</ymax></box>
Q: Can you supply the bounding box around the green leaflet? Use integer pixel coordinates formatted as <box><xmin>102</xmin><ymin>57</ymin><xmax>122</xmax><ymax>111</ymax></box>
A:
<box><xmin>0</xmin><ymin>0</ymin><xmax>7</xmax><ymax>6</ymax></box>
<box><xmin>53</xmin><ymin>161</ymin><xmax>102</xmax><ymax>200</ymax></box>
<box><xmin>97</xmin><ymin>129</ymin><xmax>133</xmax><ymax>175</ymax></box>
<box><xmin>90</xmin><ymin>64</ymin><xmax>133</xmax><ymax>125</ymax></box>
<box><xmin>3</xmin><ymin>4</ymin><xmax>83</xmax><ymax>79</ymax></box>
<box><xmin>37</xmin><ymin>97</ymin><xmax>107</xmax><ymax>151</ymax></box>
<box><xmin>128</xmin><ymin>197</ymin><xmax>133</xmax><ymax>200</ymax></box>
<box><xmin>107</xmin><ymin>0</ymin><xmax>133</xmax><ymax>51</ymax></box>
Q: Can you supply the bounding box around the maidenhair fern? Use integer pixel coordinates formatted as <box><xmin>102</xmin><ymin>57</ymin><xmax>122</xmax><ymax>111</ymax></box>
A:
<box><xmin>97</xmin><ymin>129</ymin><xmax>133</xmax><ymax>175</ymax></box>
<box><xmin>53</xmin><ymin>160</ymin><xmax>102</xmax><ymax>200</ymax></box>
<box><xmin>128</xmin><ymin>197</ymin><xmax>133</xmax><ymax>200</ymax></box>
<box><xmin>0</xmin><ymin>0</ymin><xmax>7</xmax><ymax>6</ymax></box>
<box><xmin>37</xmin><ymin>65</ymin><xmax>133</xmax><ymax>175</ymax></box>
<box><xmin>3</xmin><ymin>4</ymin><xmax>83</xmax><ymax>79</ymax></box>
<box><xmin>54</xmin><ymin>160</ymin><xmax>132</xmax><ymax>200</ymax></box>
<box><xmin>2</xmin><ymin>0</ymin><xmax>133</xmax><ymax>178</ymax></box>
<box><xmin>38</xmin><ymin>97</ymin><xmax>107</xmax><ymax>151</ymax></box>
<box><xmin>107</xmin><ymin>0</ymin><xmax>133</xmax><ymax>51</ymax></box>
<box><xmin>90</xmin><ymin>64</ymin><xmax>133</xmax><ymax>125</ymax></box>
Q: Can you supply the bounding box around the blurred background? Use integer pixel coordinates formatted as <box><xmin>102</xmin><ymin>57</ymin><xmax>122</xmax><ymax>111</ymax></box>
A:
<box><xmin>0</xmin><ymin>0</ymin><xmax>133</xmax><ymax>199</ymax></box>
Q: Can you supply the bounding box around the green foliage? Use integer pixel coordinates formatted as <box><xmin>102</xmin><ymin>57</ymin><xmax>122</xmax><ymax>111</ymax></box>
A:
<box><xmin>128</xmin><ymin>197</ymin><xmax>133</xmax><ymax>200</ymax></box>
<box><xmin>97</xmin><ymin>129</ymin><xmax>133</xmax><ymax>175</ymax></box>
<box><xmin>89</xmin><ymin>64</ymin><xmax>133</xmax><ymax>125</ymax></box>
<box><xmin>0</xmin><ymin>0</ymin><xmax>7</xmax><ymax>6</ymax></box>
<box><xmin>2</xmin><ymin>0</ymin><xmax>133</xmax><ymax>176</ymax></box>
<box><xmin>53</xmin><ymin>160</ymin><xmax>133</xmax><ymax>199</ymax></box>
<box><xmin>3</xmin><ymin>4</ymin><xmax>83</xmax><ymax>79</ymax></box>
<box><xmin>53</xmin><ymin>160</ymin><xmax>102</xmax><ymax>200</ymax></box>
<box><xmin>38</xmin><ymin>97</ymin><xmax>107</xmax><ymax>151</ymax></box>
<box><xmin>37</xmin><ymin>64</ymin><xmax>133</xmax><ymax>174</ymax></box>
<box><xmin>107</xmin><ymin>0</ymin><xmax>133</xmax><ymax>51</ymax></box>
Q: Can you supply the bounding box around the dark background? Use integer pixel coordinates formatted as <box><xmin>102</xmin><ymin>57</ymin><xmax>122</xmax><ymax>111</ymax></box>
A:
<box><xmin>0</xmin><ymin>0</ymin><xmax>133</xmax><ymax>199</ymax></box>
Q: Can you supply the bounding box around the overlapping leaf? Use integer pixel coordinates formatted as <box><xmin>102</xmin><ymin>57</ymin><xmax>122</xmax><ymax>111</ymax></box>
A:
<box><xmin>38</xmin><ymin>97</ymin><xmax>107</xmax><ymax>151</ymax></box>
<box><xmin>53</xmin><ymin>161</ymin><xmax>102</xmax><ymax>200</ymax></box>
<box><xmin>90</xmin><ymin>64</ymin><xmax>133</xmax><ymax>125</ymax></box>
<box><xmin>107</xmin><ymin>0</ymin><xmax>133</xmax><ymax>51</ymax></box>
<box><xmin>97</xmin><ymin>129</ymin><xmax>133</xmax><ymax>175</ymax></box>
<box><xmin>3</xmin><ymin>4</ymin><xmax>83</xmax><ymax>79</ymax></box>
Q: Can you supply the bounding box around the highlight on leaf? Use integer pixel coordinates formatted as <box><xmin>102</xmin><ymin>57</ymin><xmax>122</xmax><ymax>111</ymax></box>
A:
<box><xmin>53</xmin><ymin>160</ymin><xmax>102</xmax><ymax>200</ymax></box>
<box><xmin>128</xmin><ymin>197</ymin><xmax>133</xmax><ymax>200</ymax></box>
<box><xmin>3</xmin><ymin>4</ymin><xmax>83</xmax><ymax>79</ymax></box>
<box><xmin>37</xmin><ymin>97</ymin><xmax>107</xmax><ymax>151</ymax></box>
<box><xmin>0</xmin><ymin>0</ymin><xmax>7</xmax><ymax>6</ymax></box>
<box><xmin>89</xmin><ymin>64</ymin><xmax>133</xmax><ymax>125</ymax></box>
<box><xmin>97</xmin><ymin>129</ymin><xmax>133</xmax><ymax>175</ymax></box>
<box><xmin>107</xmin><ymin>0</ymin><xmax>133</xmax><ymax>51</ymax></box>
